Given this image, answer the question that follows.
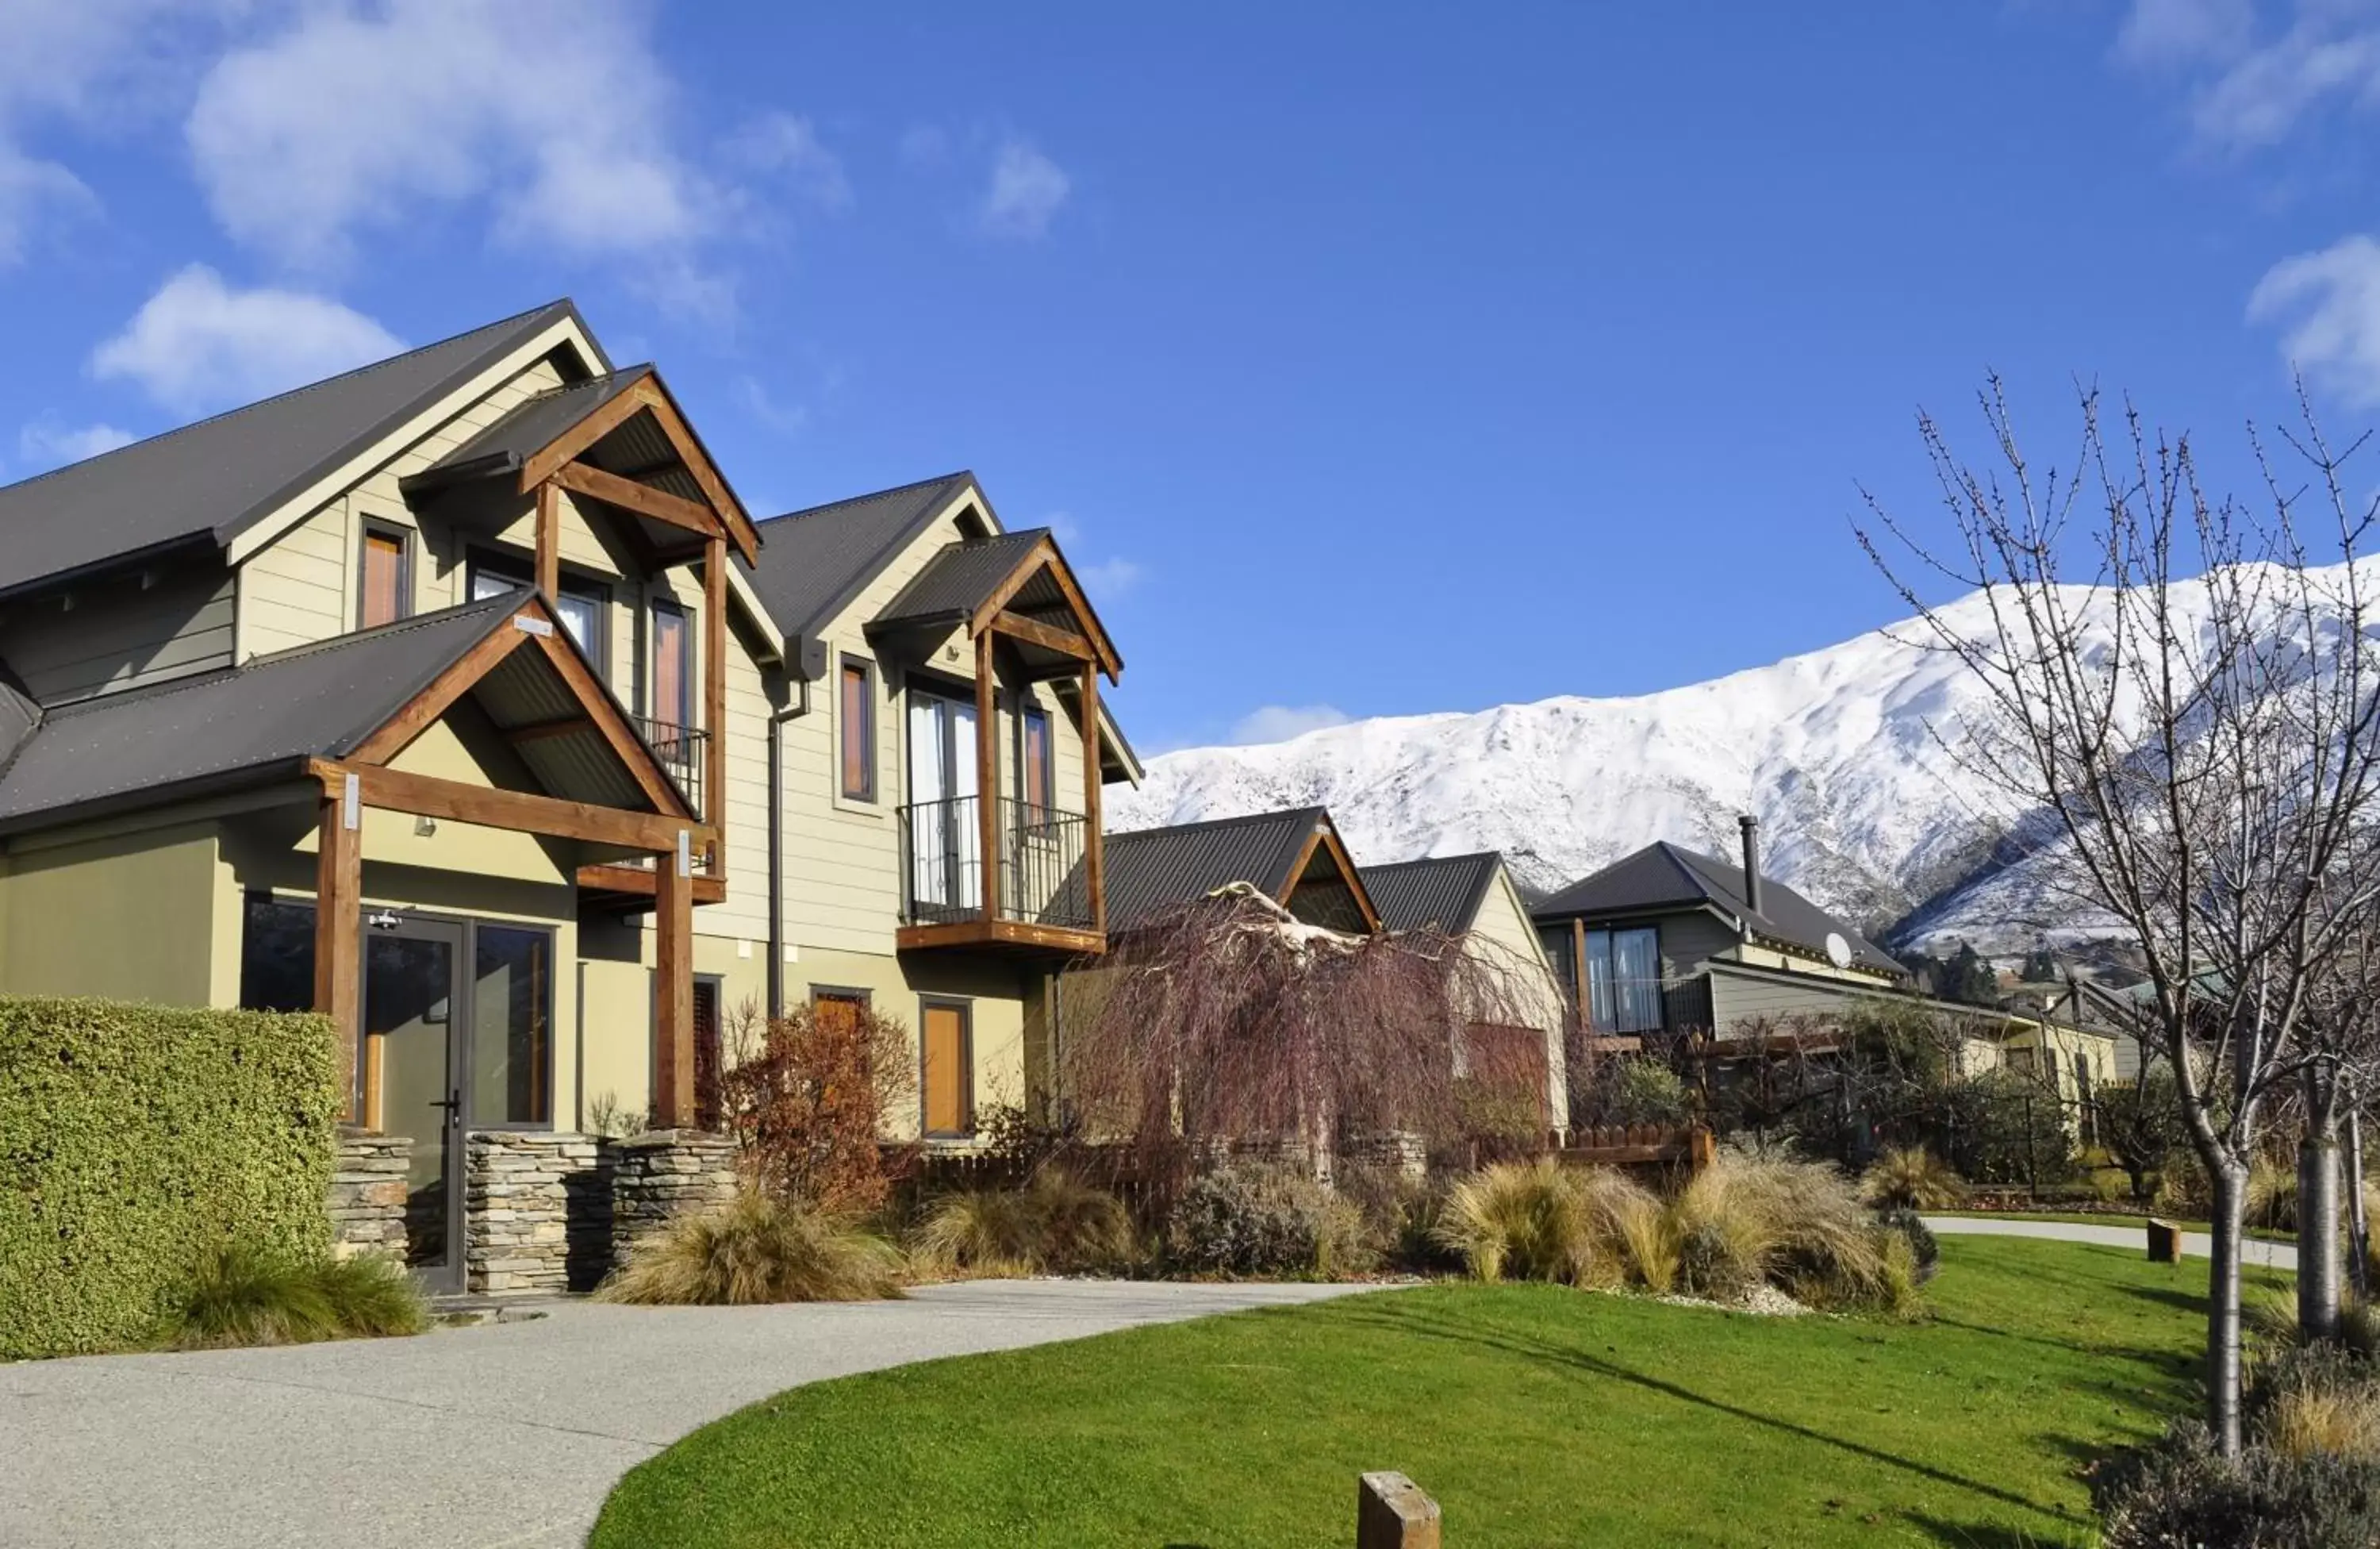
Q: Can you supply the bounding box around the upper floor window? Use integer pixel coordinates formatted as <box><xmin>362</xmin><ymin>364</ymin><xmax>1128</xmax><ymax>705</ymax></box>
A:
<box><xmin>359</xmin><ymin>523</ymin><xmax>411</xmax><ymax>628</ymax></box>
<box><xmin>468</xmin><ymin>552</ymin><xmax>607</xmax><ymax>669</ymax></box>
<box><xmin>840</xmin><ymin>656</ymin><xmax>877</xmax><ymax>801</ymax></box>
<box><xmin>1583</xmin><ymin>925</ymin><xmax>1662</xmax><ymax>1034</ymax></box>
<box><xmin>1020</xmin><ymin>705</ymin><xmax>1052</xmax><ymax>816</ymax></box>
<box><xmin>651</xmin><ymin>602</ymin><xmax>692</xmax><ymax>729</ymax></box>
<box><xmin>1538</xmin><ymin>924</ymin><xmax>1579</xmax><ymax>1009</ymax></box>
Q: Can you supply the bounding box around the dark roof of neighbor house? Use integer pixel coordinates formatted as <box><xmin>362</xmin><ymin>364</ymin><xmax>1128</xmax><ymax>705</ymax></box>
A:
<box><xmin>872</xmin><ymin>529</ymin><xmax>1052</xmax><ymax>631</ymax></box>
<box><xmin>0</xmin><ymin>588</ymin><xmax>665</xmax><ymax>832</ymax></box>
<box><xmin>1365</xmin><ymin>852</ymin><xmax>1505</xmax><ymax>935</ymax></box>
<box><xmin>0</xmin><ymin>301</ymin><xmax>593</xmax><ymax>600</ymax></box>
<box><xmin>1534</xmin><ymin>840</ymin><xmax>1900</xmax><ymax>974</ymax></box>
<box><xmin>742</xmin><ymin>471</ymin><xmax>984</xmax><ymax>643</ymax></box>
<box><xmin>1102</xmin><ymin>808</ymin><xmax>1334</xmax><ymax>932</ymax></box>
<box><xmin>402</xmin><ymin>365</ymin><xmax>653</xmax><ymax>494</ymax></box>
<box><xmin>0</xmin><ymin>682</ymin><xmax>36</xmax><ymax>774</ymax></box>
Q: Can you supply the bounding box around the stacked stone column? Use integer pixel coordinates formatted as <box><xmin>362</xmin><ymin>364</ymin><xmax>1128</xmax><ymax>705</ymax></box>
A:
<box><xmin>609</xmin><ymin>1130</ymin><xmax>739</xmax><ymax>1269</ymax></box>
<box><xmin>463</xmin><ymin>1132</ymin><xmax>614</xmax><ymax>1295</ymax></box>
<box><xmin>327</xmin><ymin>1128</ymin><xmax>412</xmax><ymax>1261</ymax></box>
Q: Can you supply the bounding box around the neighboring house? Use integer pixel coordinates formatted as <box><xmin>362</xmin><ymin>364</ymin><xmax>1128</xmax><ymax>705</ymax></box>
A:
<box><xmin>0</xmin><ymin>301</ymin><xmax>786</xmax><ymax>1293</ymax></box>
<box><xmin>1364</xmin><ymin>851</ymin><xmax>1570</xmax><ymax>1134</ymax></box>
<box><xmin>1098</xmin><ymin>807</ymin><xmax>1380</xmax><ymax>936</ymax></box>
<box><xmin>736</xmin><ymin>472</ymin><xmax>1137</xmax><ymax>1143</ymax></box>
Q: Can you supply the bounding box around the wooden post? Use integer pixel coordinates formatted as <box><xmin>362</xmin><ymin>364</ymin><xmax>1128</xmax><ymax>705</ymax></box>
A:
<box><xmin>314</xmin><ymin>771</ymin><xmax>363</xmax><ymax>1119</ymax></box>
<box><xmin>702</xmin><ymin>536</ymin><xmax>727</xmax><ymax>848</ymax></box>
<box><xmin>1080</xmin><ymin>661</ymin><xmax>1104</xmax><ymax>935</ymax></box>
<box><xmin>654</xmin><ymin>829</ymin><xmax>696</xmax><ymax>1128</ymax></box>
<box><xmin>535</xmin><ymin>479</ymin><xmax>561</xmax><ymax>602</ymax></box>
<box><xmin>1357</xmin><ymin>1472</ymin><xmax>1440</xmax><ymax>1549</ymax></box>
<box><xmin>2148</xmin><ymin>1217</ymin><xmax>2182</xmax><ymax>1265</ymax></box>
<box><xmin>976</xmin><ymin>629</ymin><xmax>1000</xmax><ymax>923</ymax></box>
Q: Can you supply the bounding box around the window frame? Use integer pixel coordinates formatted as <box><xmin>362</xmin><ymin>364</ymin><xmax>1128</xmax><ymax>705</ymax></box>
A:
<box><xmin>466</xmin><ymin>548</ymin><xmax>611</xmax><ymax>677</ymax></box>
<box><xmin>1580</xmin><ymin>923</ymin><xmax>1664</xmax><ymax>1035</ymax></box>
<box><xmin>649</xmin><ymin>597</ymin><xmax>693</xmax><ymax>730</ymax></box>
<box><xmin>1019</xmin><ymin>701</ymin><xmax>1054</xmax><ymax>817</ymax></box>
<box><xmin>470</xmin><ymin>921</ymin><xmax>558</xmax><ymax>1133</ymax></box>
<box><xmin>839</xmin><ymin>654</ymin><xmax>879</xmax><ymax>803</ymax></box>
<box><xmin>357</xmin><ymin>520</ymin><xmax>414</xmax><ymax>629</ymax></box>
<box><xmin>917</xmin><ymin>994</ymin><xmax>976</xmax><ymax>1141</ymax></box>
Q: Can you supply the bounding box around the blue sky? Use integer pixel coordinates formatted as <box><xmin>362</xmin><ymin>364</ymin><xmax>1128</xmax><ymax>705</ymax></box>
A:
<box><xmin>2</xmin><ymin>2</ymin><xmax>2377</xmax><ymax>751</ymax></box>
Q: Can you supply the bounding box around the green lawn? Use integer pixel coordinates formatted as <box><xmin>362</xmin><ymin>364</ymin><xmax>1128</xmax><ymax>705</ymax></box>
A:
<box><xmin>592</xmin><ymin>1239</ymin><xmax>2281</xmax><ymax>1549</ymax></box>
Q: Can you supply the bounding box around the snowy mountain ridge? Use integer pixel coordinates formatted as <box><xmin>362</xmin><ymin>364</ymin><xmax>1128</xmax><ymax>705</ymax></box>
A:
<box><xmin>1110</xmin><ymin>563</ymin><xmax>2378</xmax><ymax>952</ymax></box>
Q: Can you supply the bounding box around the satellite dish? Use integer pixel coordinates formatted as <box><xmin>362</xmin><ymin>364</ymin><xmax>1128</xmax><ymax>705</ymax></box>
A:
<box><xmin>1824</xmin><ymin>932</ymin><xmax>1855</xmax><ymax>970</ymax></box>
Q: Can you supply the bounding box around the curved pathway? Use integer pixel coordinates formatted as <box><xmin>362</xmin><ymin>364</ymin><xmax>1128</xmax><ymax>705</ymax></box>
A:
<box><xmin>1923</xmin><ymin>1214</ymin><xmax>2299</xmax><ymax>1272</ymax></box>
<box><xmin>0</xmin><ymin>1278</ymin><xmax>1374</xmax><ymax>1549</ymax></box>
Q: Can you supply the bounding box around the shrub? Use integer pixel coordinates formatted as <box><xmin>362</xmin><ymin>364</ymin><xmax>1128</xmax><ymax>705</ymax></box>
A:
<box><xmin>2098</xmin><ymin>1421</ymin><xmax>2380</xmax><ymax>1549</ymax></box>
<box><xmin>0</xmin><ymin>996</ymin><xmax>341</xmax><ymax>1359</ymax></box>
<box><xmin>1165</xmin><ymin>1165</ymin><xmax>1368</xmax><ymax>1278</ymax></box>
<box><xmin>1582</xmin><ymin>1058</ymin><xmax>1691</xmax><ymax>1129</ymax></box>
<box><xmin>1874</xmin><ymin>1206</ymin><xmax>1940</xmax><ymax>1284</ymax></box>
<box><xmin>164</xmin><ymin>1244</ymin><xmax>426</xmax><ymax>1350</ymax></box>
<box><xmin>1669</xmin><ymin>1156</ymin><xmax>1915</xmax><ymax>1313</ymax></box>
<box><xmin>1434</xmin><ymin>1159</ymin><xmax>1591</xmax><ymax>1284</ymax></box>
<box><xmin>720</xmin><ymin>1002</ymin><xmax>916</xmax><ymax>1215</ymax></box>
<box><xmin>1330</xmin><ymin>1163</ymin><xmax>1458</xmax><ymax>1274</ymax></box>
<box><xmin>1937</xmin><ymin>1070</ymin><xmax>2075</xmax><ymax>1186</ymax></box>
<box><xmin>599</xmin><ymin>1190</ymin><xmax>905</xmax><ymax>1305</ymax></box>
<box><xmin>914</xmin><ymin>1170</ymin><xmax>1140</xmax><ymax>1277</ymax></box>
<box><xmin>1860</xmin><ymin>1145</ymin><xmax>1967</xmax><ymax>1209</ymax></box>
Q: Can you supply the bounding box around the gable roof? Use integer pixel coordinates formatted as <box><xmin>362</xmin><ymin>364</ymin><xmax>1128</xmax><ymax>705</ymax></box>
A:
<box><xmin>0</xmin><ymin>588</ymin><xmax>678</xmax><ymax>833</ymax></box>
<box><xmin>743</xmin><ymin>471</ymin><xmax>981</xmax><ymax>645</ymax></box>
<box><xmin>1103</xmin><ymin>807</ymin><xmax>1364</xmax><ymax>932</ymax></box>
<box><xmin>0</xmin><ymin>301</ymin><xmax>595</xmax><ymax>600</ymax></box>
<box><xmin>1534</xmin><ymin>840</ymin><xmax>1899</xmax><ymax>974</ymax></box>
<box><xmin>404</xmin><ymin>366</ymin><xmax>654</xmax><ymax>494</ymax></box>
<box><xmin>873</xmin><ymin>529</ymin><xmax>1051</xmax><ymax>628</ymax></box>
<box><xmin>1366</xmin><ymin>852</ymin><xmax>1505</xmax><ymax>935</ymax></box>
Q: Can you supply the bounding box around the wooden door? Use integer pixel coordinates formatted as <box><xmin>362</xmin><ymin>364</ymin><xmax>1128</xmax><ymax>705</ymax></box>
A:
<box><xmin>921</xmin><ymin>1001</ymin><xmax>971</xmax><ymax>1138</ymax></box>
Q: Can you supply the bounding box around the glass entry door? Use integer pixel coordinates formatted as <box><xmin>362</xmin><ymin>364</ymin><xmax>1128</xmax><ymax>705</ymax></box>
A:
<box><xmin>364</xmin><ymin>919</ymin><xmax>466</xmax><ymax>1295</ymax></box>
<box><xmin>908</xmin><ymin>689</ymin><xmax>980</xmax><ymax>917</ymax></box>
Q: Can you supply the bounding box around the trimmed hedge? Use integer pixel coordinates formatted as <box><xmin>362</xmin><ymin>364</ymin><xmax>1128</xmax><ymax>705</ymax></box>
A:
<box><xmin>1</xmin><ymin>996</ymin><xmax>340</xmax><ymax>1359</ymax></box>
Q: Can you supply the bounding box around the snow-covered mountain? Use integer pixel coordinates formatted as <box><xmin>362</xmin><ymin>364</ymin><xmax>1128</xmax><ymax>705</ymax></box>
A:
<box><xmin>1111</xmin><ymin>563</ymin><xmax>2374</xmax><ymax>953</ymax></box>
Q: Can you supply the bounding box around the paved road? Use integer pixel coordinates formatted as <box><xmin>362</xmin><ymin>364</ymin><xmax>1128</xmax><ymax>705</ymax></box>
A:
<box><xmin>0</xmin><ymin>1278</ymin><xmax>1373</xmax><ymax>1549</ymax></box>
<box><xmin>1924</xmin><ymin>1213</ymin><xmax>2300</xmax><ymax>1271</ymax></box>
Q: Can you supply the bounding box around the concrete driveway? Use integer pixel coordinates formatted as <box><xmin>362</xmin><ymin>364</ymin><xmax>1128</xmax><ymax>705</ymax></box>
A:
<box><xmin>1925</xmin><ymin>1213</ymin><xmax>2300</xmax><ymax>1271</ymax></box>
<box><xmin>0</xmin><ymin>1279</ymin><xmax>1372</xmax><ymax>1549</ymax></box>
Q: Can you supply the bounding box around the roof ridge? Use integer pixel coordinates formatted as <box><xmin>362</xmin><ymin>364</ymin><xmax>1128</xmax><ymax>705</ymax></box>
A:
<box><xmin>0</xmin><ymin>301</ymin><xmax>574</xmax><ymax>502</ymax></box>
<box><xmin>1111</xmin><ymin>806</ymin><xmax>1326</xmax><ymax>842</ymax></box>
<box><xmin>759</xmin><ymin>470</ymin><xmax>976</xmax><ymax>527</ymax></box>
<box><xmin>1369</xmin><ymin>850</ymin><xmax>1500</xmax><ymax>871</ymax></box>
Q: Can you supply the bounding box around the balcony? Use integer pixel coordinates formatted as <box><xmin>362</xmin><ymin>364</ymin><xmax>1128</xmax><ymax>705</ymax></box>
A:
<box><xmin>1579</xmin><ymin>974</ymin><xmax>1715</xmax><ymax>1051</ymax></box>
<box><xmin>630</xmin><ymin>714</ymin><xmax>708</xmax><ymax>821</ymax></box>
<box><xmin>896</xmin><ymin>794</ymin><xmax>1104</xmax><ymax>955</ymax></box>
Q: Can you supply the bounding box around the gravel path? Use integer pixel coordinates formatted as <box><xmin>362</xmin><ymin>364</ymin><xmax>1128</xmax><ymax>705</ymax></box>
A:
<box><xmin>1924</xmin><ymin>1213</ymin><xmax>2300</xmax><ymax>1271</ymax></box>
<box><xmin>0</xmin><ymin>1278</ymin><xmax>1375</xmax><ymax>1549</ymax></box>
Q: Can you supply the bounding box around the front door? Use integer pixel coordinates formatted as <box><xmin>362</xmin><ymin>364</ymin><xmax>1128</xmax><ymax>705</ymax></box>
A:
<box><xmin>907</xmin><ymin>688</ymin><xmax>980</xmax><ymax>919</ymax></box>
<box><xmin>364</xmin><ymin>917</ymin><xmax>467</xmax><ymax>1294</ymax></box>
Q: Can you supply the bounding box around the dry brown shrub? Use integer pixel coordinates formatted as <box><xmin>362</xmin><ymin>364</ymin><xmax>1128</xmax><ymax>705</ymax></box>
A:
<box><xmin>719</xmin><ymin>1001</ymin><xmax>916</xmax><ymax>1214</ymax></box>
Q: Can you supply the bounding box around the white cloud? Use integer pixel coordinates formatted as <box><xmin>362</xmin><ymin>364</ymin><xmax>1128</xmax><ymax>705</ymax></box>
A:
<box><xmin>17</xmin><ymin>416</ymin><xmax>135</xmax><ymax>469</ymax></box>
<box><xmin>90</xmin><ymin>265</ymin><xmax>404</xmax><ymax>417</ymax></box>
<box><xmin>978</xmin><ymin>139</ymin><xmax>1069</xmax><ymax>239</ymax></box>
<box><xmin>1229</xmin><ymin>705</ymin><xmax>1353</xmax><ymax>745</ymax></box>
<box><xmin>2113</xmin><ymin>0</ymin><xmax>2380</xmax><ymax>150</ymax></box>
<box><xmin>184</xmin><ymin>0</ymin><xmax>722</xmax><ymax>281</ymax></box>
<box><xmin>899</xmin><ymin>123</ymin><xmax>951</xmax><ymax>167</ymax></box>
<box><xmin>0</xmin><ymin>146</ymin><xmax>94</xmax><ymax>267</ymax></box>
<box><xmin>2117</xmin><ymin>0</ymin><xmax>2255</xmax><ymax>67</ymax></box>
<box><xmin>1077</xmin><ymin>556</ymin><xmax>1145</xmax><ymax>597</ymax></box>
<box><xmin>2249</xmin><ymin>234</ymin><xmax>2380</xmax><ymax>405</ymax></box>
<box><xmin>727</xmin><ymin>111</ymin><xmax>850</xmax><ymax>210</ymax></box>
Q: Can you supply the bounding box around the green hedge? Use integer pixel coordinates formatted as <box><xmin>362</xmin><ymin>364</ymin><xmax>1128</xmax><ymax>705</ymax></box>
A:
<box><xmin>0</xmin><ymin>996</ymin><xmax>340</xmax><ymax>1359</ymax></box>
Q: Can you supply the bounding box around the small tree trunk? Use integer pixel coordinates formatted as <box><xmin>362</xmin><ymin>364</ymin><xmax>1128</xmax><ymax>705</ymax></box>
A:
<box><xmin>2206</xmin><ymin>1159</ymin><xmax>2250</xmax><ymax>1456</ymax></box>
<box><xmin>2350</xmin><ymin>1103</ymin><xmax>2371</xmax><ymax>1303</ymax></box>
<box><xmin>2300</xmin><ymin>1121</ymin><xmax>2344</xmax><ymax>1343</ymax></box>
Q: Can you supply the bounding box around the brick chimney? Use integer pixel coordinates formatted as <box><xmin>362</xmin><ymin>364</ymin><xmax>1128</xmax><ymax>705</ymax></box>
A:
<box><xmin>1738</xmin><ymin>814</ymin><xmax>1764</xmax><ymax>917</ymax></box>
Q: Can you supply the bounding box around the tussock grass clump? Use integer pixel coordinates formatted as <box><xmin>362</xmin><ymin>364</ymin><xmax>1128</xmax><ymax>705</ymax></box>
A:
<box><xmin>167</xmin><ymin>1243</ymin><xmax>427</xmax><ymax>1349</ymax></box>
<box><xmin>1665</xmin><ymin>1156</ymin><xmax>1919</xmax><ymax>1316</ymax></box>
<box><xmin>1434</xmin><ymin>1159</ymin><xmax>1590</xmax><ymax>1284</ymax></box>
<box><xmin>914</xmin><ymin>1170</ymin><xmax>1141</xmax><ymax>1277</ymax></box>
<box><xmin>1166</xmin><ymin>1165</ymin><xmax>1372</xmax><ymax>1278</ymax></box>
<box><xmin>600</xmin><ymin>1190</ymin><xmax>905</xmax><ymax>1305</ymax></box>
<box><xmin>1860</xmin><ymin>1145</ymin><xmax>1967</xmax><ymax>1210</ymax></box>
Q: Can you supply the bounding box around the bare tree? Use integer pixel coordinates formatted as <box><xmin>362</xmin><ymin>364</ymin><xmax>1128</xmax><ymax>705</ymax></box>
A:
<box><xmin>2285</xmin><ymin>895</ymin><xmax>2380</xmax><ymax>1336</ymax></box>
<box><xmin>1857</xmin><ymin>380</ymin><xmax>2380</xmax><ymax>1454</ymax></box>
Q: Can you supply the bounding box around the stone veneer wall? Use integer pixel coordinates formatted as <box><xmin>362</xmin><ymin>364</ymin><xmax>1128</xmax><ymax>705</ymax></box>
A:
<box><xmin>609</xmin><ymin>1130</ymin><xmax>738</xmax><ymax>1269</ymax></box>
<box><xmin>328</xmin><ymin>1128</ymin><xmax>412</xmax><ymax>1261</ymax></box>
<box><xmin>464</xmin><ymin>1131</ymin><xmax>615</xmax><ymax>1296</ymax></box>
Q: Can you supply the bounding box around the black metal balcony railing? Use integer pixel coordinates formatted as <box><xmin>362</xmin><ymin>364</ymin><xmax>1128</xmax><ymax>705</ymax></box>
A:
<box><xmin>899</xmin><ymin>794</ymin><xmax>1094</xmax><ymax>932</ymax></box>
<box><xmin>1581</xmin><ymin>974</ymin><xmax>1715</xmax><ymax>1038</ymax></box>
<box><xmin>631</xmin><ymin>715</ymin><xmax>708</xmax><ymax>821</ymax></box>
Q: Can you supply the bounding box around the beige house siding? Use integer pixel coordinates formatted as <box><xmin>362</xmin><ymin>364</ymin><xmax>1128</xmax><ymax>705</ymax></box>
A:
<box><xmin>0</xmin><ymin>821</ymin><xmax>228</xmax><ymax>1004</ymax></box>
<box><xmin>0</xmin><ymin>563</ymin><xmax>236</xmax><ymax>705</ymax></box>
<box><xmin>1706</xmin><ymin>963</ymin><xmax>1887</xmax><ymax>1028</ymax></box>
<box><xmin>1465</xmin><ymin>867</ymin><xmax>1571</xmax><ymax>1132</ymax></box>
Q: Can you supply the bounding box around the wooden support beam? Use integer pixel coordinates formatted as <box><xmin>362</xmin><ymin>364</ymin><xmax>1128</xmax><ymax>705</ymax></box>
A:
<box><xmin>654</xmin><ymin>833</ymin><xmax>696</xmax><ymax>1128</ymax></box>
<box><xmin>574</xmin><ymin>862</ymin><xmax>727</xmax><ymax>905</ymax></box>
<box><xmin>504</xmin><ymin>715</ymin><xmax>591</xmax><ymax>744</ymax></box>
<box><xmin>977</xmin><ymin>628</ymin><xmax>1000</xmax><ymax>924</ymax></box>
<box><xmin>346</xmin><ymin>616</ymin><xmax>530</xmax><ymax>765</ymax></box>
<box><xmin>552</xmin><ymin>460</ymin><xmax>715</xmax><ymax>536</ymax></box>
<box><xmin>704</xmin><ymin>536</ymin><xmax>728</xmax><ymax>859</ymax></box>
<box><xmin>517</xmin><ymin>378</ymin><xmax>662</xmax><ymax>494</ymax></box>
<box><xmin>535</xmin><ymin>479</ymin><xmax>561</xmax><ymax>602</ymax></box>
<box><xmin>1079</xmin><ymin>660</ymin><xmax>1104</xmax><ymax>936</ymax></box>
<box><xmin>313</xmin><ymin>758</ymin><xmax>700</xmax><ymax>852</ymax></box>
<box><xmin>988</xmin><ymin>609</ymin><xmax>1093</xmax><ymax>660</ymax></box>
<box><xmin>313</xmin><ymin>771</ymin><xmax>362</xmax><ymax>1118</ymax></box>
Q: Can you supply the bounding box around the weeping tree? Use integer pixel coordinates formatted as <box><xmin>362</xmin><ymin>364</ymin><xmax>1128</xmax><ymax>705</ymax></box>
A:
<box><xmin>1858</xmin><ymin>379</ymin><xmax>2380</xmax><ymax>1454</ymax></box>
<box><xmin>1058</xmin><ymin>884</ymin><xmax>1552</xmax><ymax>1193</ymax></box>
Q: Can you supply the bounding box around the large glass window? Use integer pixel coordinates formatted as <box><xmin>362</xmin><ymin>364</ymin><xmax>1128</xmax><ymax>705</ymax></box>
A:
<box><xmin>1582</xmin><ymin>926</ymin><xmax>1664</xmax><ymax>1034</ymax></box>
<box><xmin>470</xmin><ymin>925</ymin><xmax>552</xmax><ymax>1127</ymax></box>
<box><xmin>469</xmin><ymin>555</ymin><xmax>608</xmax><ymax>669</ymax></box>
<box><xmin>240</xmin><ymin>894</ymin><xmax>317</xmax><ymax>1013</ymax></box>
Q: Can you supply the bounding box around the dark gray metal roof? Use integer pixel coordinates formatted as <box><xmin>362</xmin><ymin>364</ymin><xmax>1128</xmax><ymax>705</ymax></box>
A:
<box><xmin>741</xmin><ymin>472</ymin><xmax>982</xmax><ymax>643</ymax></box>
<box><xmin>1532</xmin><ymin>840</ymin><xmax>1899</xmax><ymax>974</ymax></box>
<box><xmin>0</xmin><ymin>588</ymin><xmax>669</xmax><ymax>832</ymax></box>
<box><xmin>1365</xmin><ymin>851</ymin><xmax>1504</xmax><ymax>935</ymax></box>
<box><xmin>0</xmin><ymin>682</ymin><xmax>37</xmax><ymax>776</ymax></box>
<box><xmin>402</xmin><ymin>366</ymin><xmax>653</xmax><ymax>494</ymax></box>
<box><xmin>1102</xmin><ymin>807</ymin><xmax>1330</xmax><ymax>932</ymax></box>
<box><xmin>0</xmin><ymin>300</ymin><xmax>594</xmax><ymax>600</ymax></box>
<box><xmin>872</xmin><ymin>529</ymin><xmax>1050</xmax><ymax>630</ymax></box>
